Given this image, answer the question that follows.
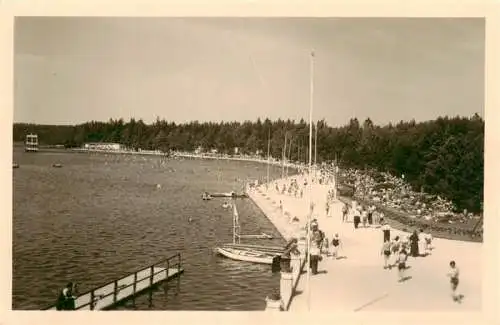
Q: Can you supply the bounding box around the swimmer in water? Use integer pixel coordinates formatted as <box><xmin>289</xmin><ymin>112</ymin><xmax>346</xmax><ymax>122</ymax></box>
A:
<box><xmin>188</xmin><ymin>217</ymin><xmax>193</xmax><ymax>223</ymax></box>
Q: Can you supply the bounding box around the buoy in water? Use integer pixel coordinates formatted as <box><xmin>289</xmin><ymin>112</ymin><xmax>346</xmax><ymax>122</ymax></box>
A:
<box><xmin>156</xmin><ymin>184</ymin><xmax>162</xmax><ymax>189</ymax></box>
<box><xmin>188</xmin><ymin>217</ymin><xmax>193</xmax><ymax>223</ymax></box>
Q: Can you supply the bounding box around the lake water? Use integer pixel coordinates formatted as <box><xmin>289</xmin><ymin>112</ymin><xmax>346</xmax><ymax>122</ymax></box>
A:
<box><xmin>12</xmin><ymin>149</ymin><xmax>291</xmax><ymax>310</ymax></box>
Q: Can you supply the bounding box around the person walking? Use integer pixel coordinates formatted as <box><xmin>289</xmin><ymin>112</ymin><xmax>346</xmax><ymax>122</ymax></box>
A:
<box><xmin>447</xmin><ymin>260</ymin><xmax>461</xmax><ymax>302</ymax></box>
<box><xmin>331</xmin><ymin>233</ymin><xmax>342</xmax><ymax>259</ymax></box>
<box><xmin>391</xmin><ymin>236</ymin><xmax>401</xmax><ymax>266</ymax></box>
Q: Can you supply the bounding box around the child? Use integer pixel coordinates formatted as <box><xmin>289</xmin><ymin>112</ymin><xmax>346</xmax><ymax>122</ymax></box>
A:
<box><xmin>396</xmin><ymin>249</ymin><xmax>408</xmax><ymax>282</ymax></box>
<box><xmin>322</xmin><ymin>236</ymin><xmax>330</xmax><ymax>256</ymax></box>
<box><xmin>381</xmin><ymin>239</ymin><xmax>392</xmax><ymax>269</ymax></box>
<box><xmin>425</xmin><ymin>232</ymin><xmax>433</xmax><ymax>254</ymax></box>
<box><xmin>447</xmin><ymin>260</ymin><xmax>460</xmax><ymax>302</ymax></box>
<box><xmin>331</xmin><ymin>234</ymin><xmax>342</xmax><ymax>259</ymax></box>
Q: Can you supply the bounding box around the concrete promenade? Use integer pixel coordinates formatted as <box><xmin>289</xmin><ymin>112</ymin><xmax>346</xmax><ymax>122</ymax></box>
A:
<box><xmin>249</xmin><ymin>175</ymin><xmax>482</xmax><ymax>312</ymax></box>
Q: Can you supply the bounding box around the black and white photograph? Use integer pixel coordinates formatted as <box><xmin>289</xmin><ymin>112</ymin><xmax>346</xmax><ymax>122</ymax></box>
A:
<box><xmin>9</xmin><ymin>13</ymin><xmax>489</xmax><ymax>316</ymax></box>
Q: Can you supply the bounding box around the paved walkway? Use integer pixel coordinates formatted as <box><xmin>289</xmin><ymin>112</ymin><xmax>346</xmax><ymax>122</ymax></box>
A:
<box><xmin>251</xmin><ymin>175</ymin><xmax>482</xmax><ymax>312</ymax></box>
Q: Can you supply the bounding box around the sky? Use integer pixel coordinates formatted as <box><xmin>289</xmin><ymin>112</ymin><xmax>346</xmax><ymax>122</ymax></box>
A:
<box><xmin>14</xmin><ymin>17</ymin><xmax>485</xmax><ymax>127</ymax></box>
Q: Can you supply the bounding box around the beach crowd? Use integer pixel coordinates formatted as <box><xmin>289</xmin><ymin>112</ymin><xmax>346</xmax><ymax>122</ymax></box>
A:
<box><xmin>267</xmin><ymin>164</ymin><xmax>462</xmax><ymax>303</ymax></box>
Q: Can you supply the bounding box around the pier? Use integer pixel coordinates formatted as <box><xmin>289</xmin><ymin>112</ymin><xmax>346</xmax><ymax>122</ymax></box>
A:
<box><xmin>44</xmin><ymin>253</ymin><xmax>184</xmax><ymax>310</ymax></box>
<box><xmin>247</xmin><ymin>175</ymin><xmax>482</xmax><ymax>312</ymax></box>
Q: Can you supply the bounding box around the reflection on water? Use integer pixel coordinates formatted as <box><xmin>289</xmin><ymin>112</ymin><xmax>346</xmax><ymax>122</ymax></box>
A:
<box><xmin>13</xmin><ymin>150</ymin><xmax>293</xmax><ymax>310</ymax></box>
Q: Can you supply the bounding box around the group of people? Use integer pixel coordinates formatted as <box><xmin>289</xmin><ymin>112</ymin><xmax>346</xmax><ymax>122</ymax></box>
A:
<box><xmin>340</xmin><ymin>200</ymin><xmax>385</xmax><ymax>229</ymax></box>
<box><xmin>378</xmin><ymin>223</ymin><xmax>460</xmax><ymax>302</ymax></box>
<box><xmin>306</xmin><ymin>218</ymin><xmax>344</xmax><ymax>275</ymax></box>
<box><xmin>275</xmin><ymin>178</ymin><xmax>304</xmax><ymax>199</ymax></box>
<box><xmin>340</xmin><ymin>168</ymin><xmax>478</xmax><ymax>226</ymax></box>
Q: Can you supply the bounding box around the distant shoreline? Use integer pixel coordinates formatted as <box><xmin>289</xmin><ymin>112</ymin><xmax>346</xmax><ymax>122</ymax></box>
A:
<box><xmin>14</xmin><ymin>145</ymin><xmax>305</xmax><ymax>171</ymax></box>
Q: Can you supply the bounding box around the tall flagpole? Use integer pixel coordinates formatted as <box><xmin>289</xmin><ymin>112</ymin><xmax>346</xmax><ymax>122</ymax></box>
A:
<box><xmin>282</xmin><ymin>132</ymin><xmax>287</xmax><ymax>179</ymax></box>
<box><xmin>306</xmin><ymin>49</ymin><xmax>314</xmax><ymax>312</ymax></box>
<box><xmin>314</xmin><ymin>122</ymin><xmax>318</xmax><ymax>166</ymax></box>
<box><xmin>266</xmin><ymin>128</ymin><xmax>271</xmax><ymax>186</ymax></box>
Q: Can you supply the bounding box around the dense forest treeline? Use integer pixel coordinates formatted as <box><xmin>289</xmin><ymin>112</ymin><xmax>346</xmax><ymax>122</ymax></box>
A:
<box><xmin>13</xmin><ymin>114</ymin><xmax>484</xmax><ymax>213</ymax></box>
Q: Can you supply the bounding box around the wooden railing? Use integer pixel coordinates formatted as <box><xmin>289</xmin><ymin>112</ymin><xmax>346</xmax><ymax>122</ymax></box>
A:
<box><xmin>44</xmin><ymin>253</ymin><xmax>182</xmax><ymax>310</ymax></box>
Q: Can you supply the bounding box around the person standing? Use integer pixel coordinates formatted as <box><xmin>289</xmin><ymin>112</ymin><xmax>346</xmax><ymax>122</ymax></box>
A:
<box><xmin>382</xmin><ymin>222</ymin><xmax>391</xmax><ymax>242</ymax></box>
<box><xmin>56</xmin><ymin>282</ymin><xmax>76</xmax><ymax>310</ymax></box>
<box><xmin>419</xmin><ymin>229</ymin><xmax>427</xmax><ymax>255</ymax></box>
<box><xmin>368</xmin><ymin>205</ymin><xmax>374</xmax><ymax>225</ymax></box>
<box><xmin>342</xmin><ymin>203</ymin><xmax>348</xmax><ymax>223</ymax></box>
<box><xmin>381</xmin><ymin>239</ymin><xmax>392</xmax><ymax>269</ymax></box>
<box><xmin>353</xmin><ymin>208</ymin><xmax>361</xmax><ymax>229</ymax></box>
<box><xmin>447</xmin><ymin>260</ymin><xmax>461</xmax><ymax>302</ymax></box>
<box><xmin>309</xmin><ymin>240</ymin><xmax>321</xmax><ymax>275</ymax></box>
<box><xmin>396</xmin><ymin>249</ymin><xmax>409</xmax><ymax>282</ymax></box>
<box><xmin>409</xmin><ymin>230</ymin><xmax>420</xmax><ymax>257</ymax></box>
<box><xmin>361</xmin><ymin>208</ymin><xmax>368</xmax><ymax>228</ymax></box>
<box><xmin>379</xmin><ymin>210</ymin><xmax>385</xmax><ymax>225</ymax></box>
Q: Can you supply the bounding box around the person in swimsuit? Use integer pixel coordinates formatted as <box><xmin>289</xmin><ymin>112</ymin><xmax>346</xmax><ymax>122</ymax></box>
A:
<box><xmin>447</xmin><ymin>260</ymin><xmax>460</xmax><ymax>301</ymax></box>
<box><xmin>331</xmin><ymin>234</ymin><xmax>342</xmax><ymax>259</ymax></box>
<box><xmin>382</xmin><ymin>222</ymin><xmax>391</xmax><ymax>242</ymax></box>
<box><xmin>342</xmin><ymin>203</ymin><xmax>348</xmax><ymax>222</ymax></box>
<box><xmin>381</xmin><ymin>239</ymin><xmax>392</xmax><ymax>269</ymax></box>
<box><xmin>391</xmin><ymin>236</ymin><xmax>401</xmax><ymax>266</ymax></box>
<box><xmin>353</xmin><ymin>207</ymin><xmax>361</xmax><ymax>229</ymax></box>
<box><xmin>397</xmin><ymin>249</ymin><xmax>408</xmax><ymax>282</ymax></box>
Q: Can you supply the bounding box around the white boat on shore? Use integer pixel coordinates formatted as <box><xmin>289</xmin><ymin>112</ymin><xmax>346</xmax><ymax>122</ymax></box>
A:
<box><xmin>214</xmin><ymin>201</ymin><xmax>282</xmax><ymax>264</ymax></box>
<box><xmin>215</xmin><ymin>246</ymin><xmax>279</xmax><ymax>265</ymax></box>
<box><xmin>238</xmin><ymin>232</ymin><xmax>274</xmax><ymax>240</ymax></box>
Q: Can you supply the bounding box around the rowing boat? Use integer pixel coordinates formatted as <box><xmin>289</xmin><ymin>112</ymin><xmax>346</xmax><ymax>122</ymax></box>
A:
<box><xmin>210</xmin><ymin>192</ymin><xmax>248</xmax><ymax>198</ymax></box>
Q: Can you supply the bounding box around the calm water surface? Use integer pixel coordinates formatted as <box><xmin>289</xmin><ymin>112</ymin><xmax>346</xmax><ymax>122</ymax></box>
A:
<box><xmin>12</xmin><ymin>149</ymin><xmax>291</xmax><ymax>310</ymax></box>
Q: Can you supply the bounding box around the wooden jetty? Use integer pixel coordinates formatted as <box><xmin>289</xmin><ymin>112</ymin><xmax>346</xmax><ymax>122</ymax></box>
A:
<box><xmin>44</xmin><ymin>253</ymin><xmax>184</xmax><ymax>311</ymax></box>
